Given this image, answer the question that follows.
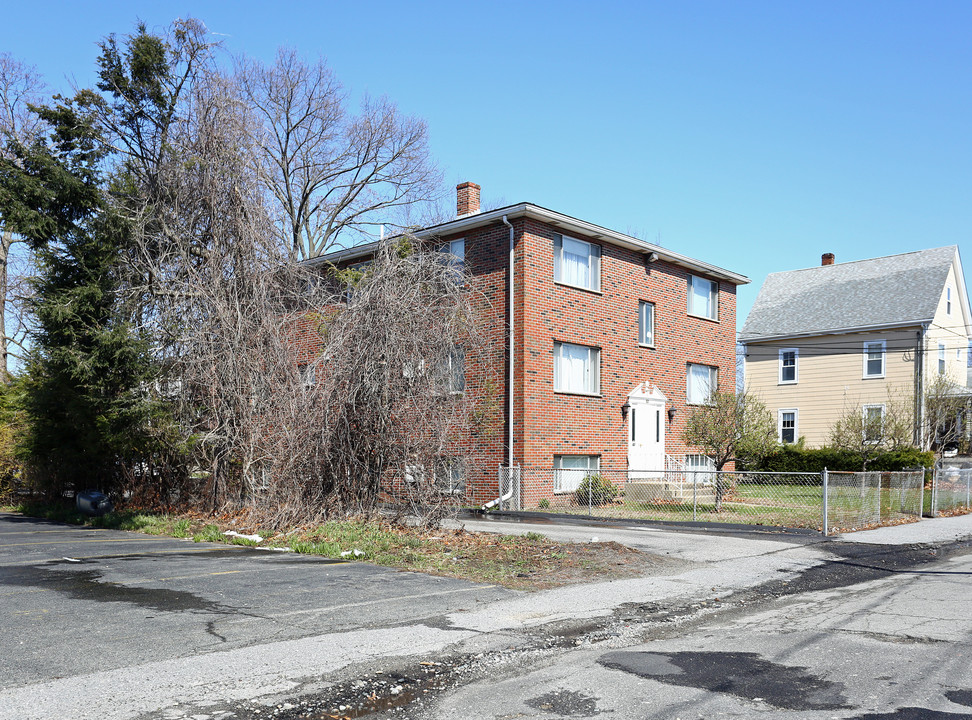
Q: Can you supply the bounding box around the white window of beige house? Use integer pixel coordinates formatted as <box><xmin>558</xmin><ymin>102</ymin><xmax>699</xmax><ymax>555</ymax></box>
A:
<box><xmin>939</xmin><ymin>343</ymin><xmax>947</xmax><ymax>374</ymax></box>
<box><xmin>778</xmin><ymin>409</ymin><xmax>798</xmax><ymax>444</ymax></box>
<box><xmin>863</xmin><ymin>404</ymin><xmax>885</xmax><ymax>443</ymax></box>
<box><xmin>863</xmin><ymin>340</ymin><xmax>886</xmax><ymax>378</ymax></box>
<box><xmin>947</xmin><ymin>286</ymin><xmax>952</xmax><ymax>315</ymax></box>
<box><xmin>554</xmin><ymin>454</ymin><xmax>599</xmax><ymax>493</ymax></box>
<box><xmin>554</xmin><ymin>342</ymin><xmax>600</xmax><ymax>395</ymax></box>
<box><xmin>687</xmin><ymin>363</ymin><xmax>717</xmax><ymax>405</ymax></box>
<box><xmin>638</xmin><ymin>301</ymin><xmax>655</xmax><ymax>346</ymax></box>
<box><xmin>687</xmin><ymin>275</ymin><xmax>718</xmax><ymax>320</ymax></box>
<box><xmin>554</xmin><ymin>234</ymin><xmax>601</xmax><ymax>292</ymax></box>
<box><xmin>778</xmin><ymin>348</ymin><xmax>798</xmax><ymax>384</ymax></box>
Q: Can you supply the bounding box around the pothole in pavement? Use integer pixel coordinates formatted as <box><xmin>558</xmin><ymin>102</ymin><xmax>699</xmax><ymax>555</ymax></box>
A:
<box><xmin>596</xmin><ymin>649</ymin><xmax>850</xmax><ymax>711</ymax></box>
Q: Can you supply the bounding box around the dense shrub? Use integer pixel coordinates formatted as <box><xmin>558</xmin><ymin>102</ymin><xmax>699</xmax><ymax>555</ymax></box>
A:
<box><xmin>574</xmin><ymin>473</ymin><xmax>619</xmax><ymax>506</ymax></box>
<box><xmin>740</xmin><ymin>444</ymin><xmax>933</xmax><ymax>473</ymax></box>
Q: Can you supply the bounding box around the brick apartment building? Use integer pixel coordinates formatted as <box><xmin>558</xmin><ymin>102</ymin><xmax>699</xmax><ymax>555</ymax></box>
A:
<box><xmin>308</xmin><ymin>183</ymin><xmax>749</xmax><ymax>507</ymax></box>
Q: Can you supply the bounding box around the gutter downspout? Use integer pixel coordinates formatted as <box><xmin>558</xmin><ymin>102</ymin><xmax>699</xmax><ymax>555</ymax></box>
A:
<box><xmin>482</xmin><ymin>215</ymin><xmax>516</xmax><ymax>511</ymax></box>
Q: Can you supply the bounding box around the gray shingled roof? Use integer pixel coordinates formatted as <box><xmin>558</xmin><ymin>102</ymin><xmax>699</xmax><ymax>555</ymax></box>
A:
<box><xmin>740</xmin><ymin>246</ymin><xmax>958</xmax><ymax>341</ymax></box>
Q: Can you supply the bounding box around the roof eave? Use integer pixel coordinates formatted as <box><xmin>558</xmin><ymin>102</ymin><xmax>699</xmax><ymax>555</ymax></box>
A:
<box><xmin>739</xmin><ymin>319</ymin><xmax>933</xmax><ymax>344</ymax></box>
<box><xmin>305</xmin><ymin>203</ymin><xmax>750</xmax><ymax>285</ymax></box>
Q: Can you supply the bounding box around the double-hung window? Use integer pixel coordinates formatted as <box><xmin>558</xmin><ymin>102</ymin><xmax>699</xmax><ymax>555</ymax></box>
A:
<box><xmin>638</xmin><ymin>301</ymin><xmax>655</xmax><ymax>346</ymax></box>
<box><xmin>553</xmin><ymin>454</ymin><xmax>599</xmax><ymax>493</ymax></box>
<box><xmin>554</xmin><ymin>342</ymin><xmax>600</xmax><ymax>395</ymax></box>
<box><xmin>687</xmin><ymin>275</ymin><xmax>718</xmax><ymax>320</ymax></box>
<box><xmin>554</xmin><ymin>234</ymin><xmax>600</xmax><ymax>292</ymax></box>
<box><xmin>863</xmin><ymin>404</ymin><xmax>885</xmax><ymax>443</ymax></box>
<box><xmin>778</xmin><ymin>409</ymin><xmax>798</xmax><ymax>444</ymax></box>
<box><xmin>442</xmin><ymin>348</ymin><xmax>465</xmax><ymax>393</ymax></box>
<box><xmin>441</xmin><ymin>238</ymin><xmax>465</xmax><ymax>266</ymax></box>
<box><xmin>947</xmin><ymin>287</ymin><xmax>952</xmax><ymax>315</ymax></box>
<box><xmin>687</xmin><ymin>363</ymin><xmax>717</xmax><ymax>405</ymax></box>
<box><xmin>779</xmin><ymin>348</ymin><xmax>798</xmax><ymax>384</ymax></box>
<box><xmin>939</xmin><ymin>343</ymin><xmax>947</xmax><ymax>375</ymax></box>
<box><xmin>863</xmin><ymin>340</ymin><xmax>886</xmax><ymax>378</ymax></box>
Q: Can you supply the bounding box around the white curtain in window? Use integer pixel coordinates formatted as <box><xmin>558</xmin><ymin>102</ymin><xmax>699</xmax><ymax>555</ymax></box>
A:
<box><xmin>561</xmin><ymin>236</ymin><xmax>590</xmax><ymax>288</ymax></box>
<box><xmin>690</xmin><ymin>277</ymin><xmax>712</xmax><ymax>317</ymax></box>
<box><xmin>689</xmin><ymin>364</ymin><xmax>713</xmax><ymax>403</ymax></box>
<box><xmin>557</xmin><ymin>343</ymin><xmax>589</xmax><ymax>392</ymax></box>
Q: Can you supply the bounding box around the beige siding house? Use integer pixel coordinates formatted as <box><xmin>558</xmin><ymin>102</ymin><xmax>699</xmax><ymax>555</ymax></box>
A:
<box><xmin>740</xmin><ymin>247</ymin><xmax>972</xmax><ymax>449</ymax></box>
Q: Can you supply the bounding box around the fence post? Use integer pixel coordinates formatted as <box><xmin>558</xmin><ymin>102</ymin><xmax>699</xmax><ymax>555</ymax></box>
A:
<box><xmin>692</xmin><ymin>470</ymin><xmax>697</xmax><ymax>523</ymax></box>
<box><xmin>588</xmin><ymin>473</ymin><xmax>592</xmax><ymax>517</ymax></box>
<box><xmin>967</xmin><ymin>468</ymin><xmax>970</xmax><ymax>509</ymax></box>
<box><xmin>822</xmin><ymin>467</ymin><xmax>829</xmax><ymax>537</ymax></box>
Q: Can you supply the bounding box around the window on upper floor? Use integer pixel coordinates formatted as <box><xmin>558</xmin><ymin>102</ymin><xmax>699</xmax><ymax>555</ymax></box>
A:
<box><xmin>441</xmin><ymin>347</ymin><xmax>465</xmax><ymax>393</ymax></box>
<box><xmin>687</xmin><ymin>275</ymin><xmax>718</xmax><ymax>320</ymax></box>
<box><xmin>554</xmin><ymin>342</ymin><xmax>600</xmax><ymax>395</ymax></box>
<box><xmin>553</xmin><ymin>454</ymin><xmax>600</xmax><ymax>493</ymax></box>
<box><xmin>947</xmin><ymin>287</ymin><xmax>952</xmax><ymax>315</ymax></box>
<box><xmin>863</xmin><ymin>340</ymin><xmax>886</xmax><ymax>378</ymax></box>
<box><xmin>939</xmin><ymin>342</ymin><xmax>947</xmax><ymax>375</ymax></box>
<box><xmin>441</xmin><ymin>238</ymin><xmax>465</xmax><ymax>266</ymax></box>
<box><xmin>554</xmin><ymin>234</ymin><xmax>601</xmax><ymax>292</ymax></box>
<box><xmin>687</xmin><ymin>363</ymin><xmax>717</xmax><ymax>405</ymax></box>
<box><xmin>779</xmin><ymin>348</ymin><xmax>798</xmax><ymax>384</ymax></box>
<box><xmin>638</xmin><ymin>301</ymin><xmax>655</xmax><ymax>346</ymax></box>
<box><xmin>779</xmin><ymin>409</ymin><xmax>798</xmax><ymax>444</ymax></box>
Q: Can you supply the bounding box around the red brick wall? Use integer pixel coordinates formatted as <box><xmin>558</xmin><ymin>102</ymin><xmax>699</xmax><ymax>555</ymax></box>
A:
<box><xmin>433</xmin><ymin>218</ymin><xmax>738</xmax><ymax>505</ymax></box>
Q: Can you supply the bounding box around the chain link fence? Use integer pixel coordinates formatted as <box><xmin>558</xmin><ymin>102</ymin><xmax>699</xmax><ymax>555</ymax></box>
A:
<box><xmin>494</xmin><ymin>466</ymin><xmax>927</xmax><ymax>534</ymax></box>
<box><xmin>930</xmin><ymin>466</ymin><xmax>972</xmax><ymax>517</ymax></box>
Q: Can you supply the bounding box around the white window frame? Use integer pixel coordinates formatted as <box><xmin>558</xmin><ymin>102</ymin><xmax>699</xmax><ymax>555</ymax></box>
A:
<box><xmin>554</xmin><ymin>342</ymin><xmax>600</xmax><ymax>396</ymax></box>
<box><xmin>686</xmin><ymin>363</ymin><xmax>718</xmax><ymax>405</ymax></box>
<box><xmin>553</xmin><ymin>454</ymin><xmax>600</xmax><ymax>493</ymax></box>
<box><xmin>442</xmin><ymin>347</ymin><xmax>465</xmax><ymax>394</ymax></box>
<box><xmin>778</xmin><ymin>409</ymin><xmax>798</xmax><ymax>444</ymax></box>
<box><xmin>863</xmin><ymin>340</ymin><xmax>886</xmax><ymax>379</ymax></box>
<box><xmin>862</xmin><ymin>404</ymin><xmax>885</xmax><ymax>444</ymax></box>
<box><xmin>778</xmin><ymin>348</ymin><xmax>798</xmax><ymax>384</ymax></box>
<box><xmin>553</xmin><ymin>234</ymin><xmax>601</xmax><ymax>292</ymax></box>
<box><xmin>441</xmin><ymin>238</ymin><xmax>465</xmax><ymax>266</ymax></box>
<box><xmin>684</xmin><ymin>454</ymin><xmax>716</xmax><ymax>485</ymax></box>
<box><xmin>939</xmin><ymin>342</ymin><xmax>947</xmax><ymax>375</ymax></box>
<box><xmin>638</xmin><ymin>301</ymin><xmax>655</xmax><ymax>346</ymax></box>
<box><xmin>687</xmin><ymin>275</ymin><xmax>718</xmax><ymax>321</ymax></box>
<box><xmin>947</xmin><ymin>287</ymin><xmax>952</xmax><ymax>315</ymax></box>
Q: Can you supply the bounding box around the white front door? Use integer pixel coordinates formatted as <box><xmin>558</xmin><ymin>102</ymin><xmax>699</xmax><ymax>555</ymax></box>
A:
<box><xmin>627</xmin><ymin>384</ymin><xmax>666</xmax><ymax>479</ymax></box>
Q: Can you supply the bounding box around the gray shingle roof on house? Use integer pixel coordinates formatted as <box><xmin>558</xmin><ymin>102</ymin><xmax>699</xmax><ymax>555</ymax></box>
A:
<box><xmin>740</xmin><ymin>246</ymin><xmax>958</xmax><ymax>341</ymax></box>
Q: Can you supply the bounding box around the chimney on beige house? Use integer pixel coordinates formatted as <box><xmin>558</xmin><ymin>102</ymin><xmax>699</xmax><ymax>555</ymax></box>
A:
<box><xmin>821</xmin><ymin>253</ymin><xmax>835</xmax><ymax>266</ymax></box>
<box><xmin>456</xmin><ymin>182</ymin><xmax>481</xmax><ymax>217</ymax></box>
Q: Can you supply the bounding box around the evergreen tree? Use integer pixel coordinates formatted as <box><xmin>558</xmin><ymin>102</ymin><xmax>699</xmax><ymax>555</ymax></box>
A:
<box><xmin>0</xmin><ymin>91</ymin><xmax>157</xmax><ymax>495</ymax></box>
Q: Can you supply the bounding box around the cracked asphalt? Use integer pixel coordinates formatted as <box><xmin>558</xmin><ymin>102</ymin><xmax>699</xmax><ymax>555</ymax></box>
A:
<box><xmin>2</xmin><ymin>511</ymin><xmax>971</xmax><ymax>719</ymax></box>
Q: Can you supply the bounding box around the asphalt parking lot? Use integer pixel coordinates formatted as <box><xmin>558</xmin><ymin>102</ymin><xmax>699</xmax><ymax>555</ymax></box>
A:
<box><xmin>0</xmin><ymin>512</ymin><xmax>513</xmax><ymax>689</ymax></box>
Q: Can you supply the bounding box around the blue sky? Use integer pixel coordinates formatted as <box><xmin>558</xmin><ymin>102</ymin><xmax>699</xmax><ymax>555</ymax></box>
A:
<box><xmin>4</xmin><ymin>0</ymin><xmax>970</xmax><ymax>328</ymax></box>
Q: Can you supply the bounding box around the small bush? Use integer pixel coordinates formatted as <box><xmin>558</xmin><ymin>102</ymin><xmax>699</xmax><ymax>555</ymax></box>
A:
<box><xmin>574</xmin><ymin>473</ymin><xmax>619</xmax><ymax>506</ymax></box>
<box><xmin>537</xmin><ymin>498</ymin><xmax>550</xmax><ymax>509</ymax></box>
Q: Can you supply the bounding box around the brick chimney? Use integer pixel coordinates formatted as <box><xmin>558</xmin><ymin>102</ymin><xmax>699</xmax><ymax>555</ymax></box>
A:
<box><xmin>456</xmin><ymin>182</ymin><xmax>481</xmax><ymax>217</ymax></box>
<box><xmin>821</xmin><ymin>253</ymin><xmax>835</xmax><ymax>266</ymax></box>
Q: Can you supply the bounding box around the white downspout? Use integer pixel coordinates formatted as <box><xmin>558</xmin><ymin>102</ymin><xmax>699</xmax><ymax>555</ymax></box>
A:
<box><xmin>482</xmin><ymin>215</ymin><xmax>516</xmax><ymax>510</ymax></box>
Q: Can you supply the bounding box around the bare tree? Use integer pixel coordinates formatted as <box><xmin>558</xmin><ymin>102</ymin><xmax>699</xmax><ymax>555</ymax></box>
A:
<box><xmin>237</xmin><ymin>48</ymin><xmax>442</xmax><ymax>260</ymax></box>
<box><xmin>923</xmin><ymin>374</ymin><xmax>968</xmax><ymax>460</ymax></box>
<box><xmin>0</xmin><ymin>53</ymin><xmax>46</xmax><ymax>380</ymax></box>
<box><xmin>682</xmin><ymin>389</ymin><xmax>777</xmax><ymax>510</ymax></box>
<box><xmin>118</xmin><ymin>52</ymin><xmax>491</xmax><ymax>523</ymax></box>
<box><xmin>829</xmin><ymin>391</ymin><xmax>913</xmax><ymax>469</ymax></box>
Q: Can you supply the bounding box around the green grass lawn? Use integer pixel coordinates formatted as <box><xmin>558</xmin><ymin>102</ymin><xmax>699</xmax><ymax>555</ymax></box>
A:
<box><xmin>521</xmin><ymin>481</ymin><xmax>936</xmax><ymax>531</ymax></box>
